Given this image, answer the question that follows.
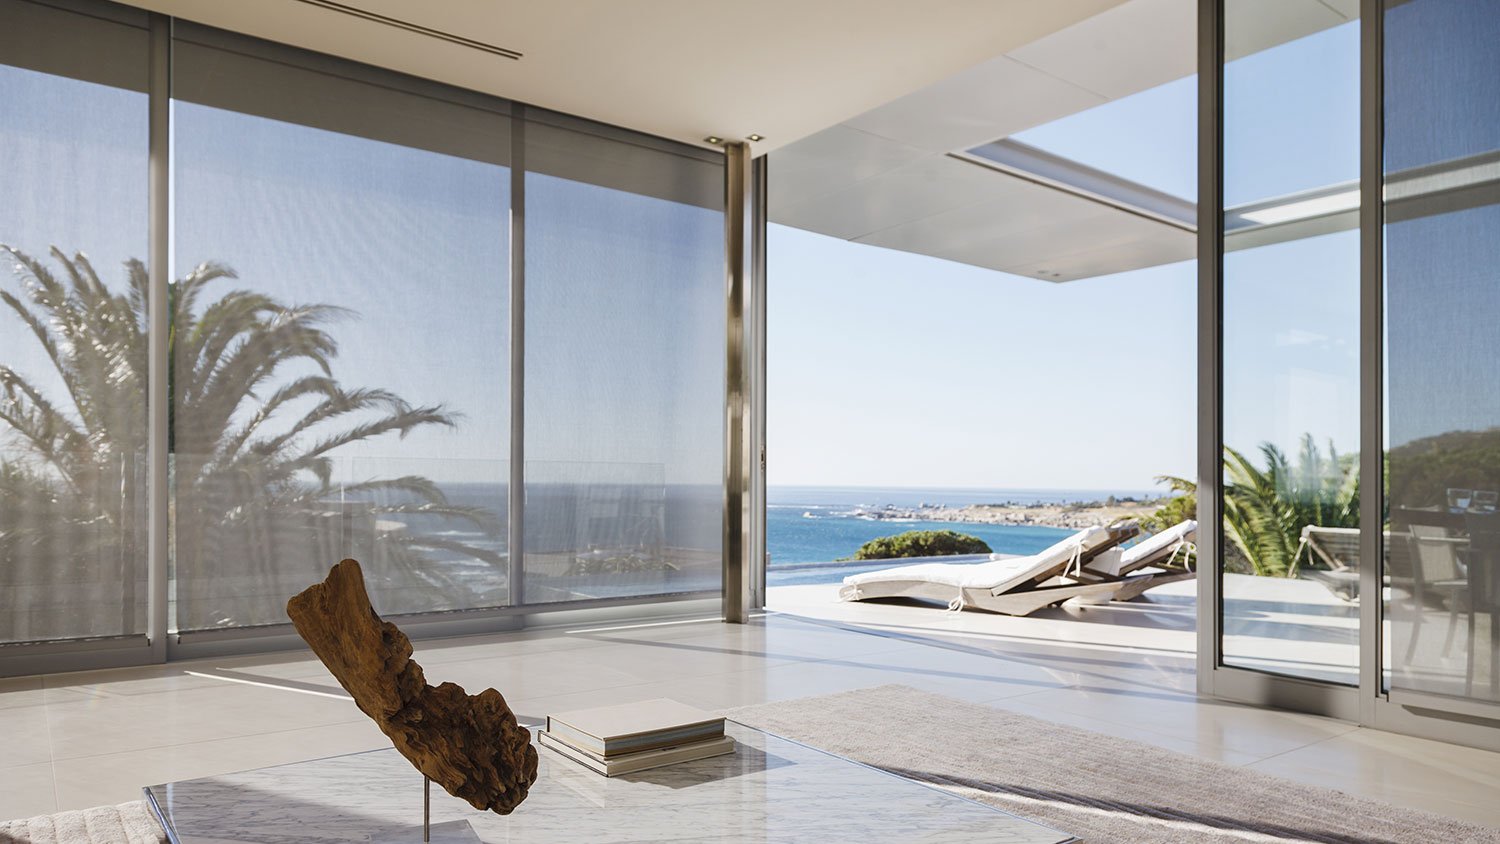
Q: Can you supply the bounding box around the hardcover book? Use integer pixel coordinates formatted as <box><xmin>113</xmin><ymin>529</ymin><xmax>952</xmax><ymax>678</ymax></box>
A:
<box><xmin>544</xmin><ymin>698</ymin><xmax>724</xmax><ymax>758</ymax></box>
<box><xmin>538</xmin><ymin>730</ymin><xmax>736</xmax><ymax>777</ymax></box>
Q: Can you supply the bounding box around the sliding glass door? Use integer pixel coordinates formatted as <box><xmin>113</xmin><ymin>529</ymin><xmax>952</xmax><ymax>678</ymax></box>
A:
<box><xmin>1382</xmin><ymin>0</ymin><xmax>1500</xmax><ymax>706</ymax></box>
<box><xmin>1218</xmin><ymin>0</ymin><xmax>1362</xmax><ymax>686</ymax></box>
<box><xmin>1205</xmin><ymin>0</ymin><xmax>1500</xmax><ymax>747</ymax></box>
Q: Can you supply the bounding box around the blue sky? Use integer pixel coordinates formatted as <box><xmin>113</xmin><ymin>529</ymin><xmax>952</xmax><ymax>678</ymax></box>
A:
<box><xmin>767</xmin><ymin>226</ymin><xmax>1196</xmax><ymax>490</ymax></box>
<box><xmin>1014</xmin><ymin>74</ymin><xmax>1197</xmax><ymax>200</ymax></box>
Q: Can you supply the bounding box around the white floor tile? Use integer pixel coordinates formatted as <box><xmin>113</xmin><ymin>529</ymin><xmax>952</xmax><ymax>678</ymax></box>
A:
<box><xmin>0</xmin><ymin>763</ymin><xmax>57</xmax><ymax>821</ymax></box>
<box><xmin>0</xmin><ymin>704</ymin><xmax>53</xmax><ymax>769</ymax></box>
<box><xmin>1245</xmin><ymin>727</ymin><xmax>1500</xmax><ymax>827</ymax></box>
<box><xmin>0</xmin><ymin>611</ymin><xmax>1497</xmax><ymax>831</ymax></box>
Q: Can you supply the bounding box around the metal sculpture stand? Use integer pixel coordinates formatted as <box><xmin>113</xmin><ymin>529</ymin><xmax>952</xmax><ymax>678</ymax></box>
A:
<box><xmin>372</xmin><ymin>776</ymin><xmax>482</xmax><ymax>843</ymax></box>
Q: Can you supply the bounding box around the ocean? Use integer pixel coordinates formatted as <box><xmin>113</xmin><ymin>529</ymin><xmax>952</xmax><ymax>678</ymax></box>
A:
<box><xmin>766</xmin><ymin>485</ymin><xmax>1154</xmax><ymax>565</ymax></box>
<box><xmin>361</xmin><ymin>482</ymin><xmax>1155</xmax><ymax>594</ymax></box>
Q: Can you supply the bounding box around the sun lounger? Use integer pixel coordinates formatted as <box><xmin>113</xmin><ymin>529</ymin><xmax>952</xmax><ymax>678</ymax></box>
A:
<box><xmin>1083</xmin><ymin>519</ymin><xmax>1197</xmax><ymax>577</ymax></box>
<box><xmin>838</xmin><ymin>523</ymin><xmax>1141</xmax><ymax>616</ymax></box>
<box><xmin>1297</xmin><ymin>525</ymin><xmax>1362</xmax><ymax>601</ymax></box>
<box><xmin>1080</xmin><ymin>519</ymin><xmax>1198</xmax><ymax>603</ymax></box>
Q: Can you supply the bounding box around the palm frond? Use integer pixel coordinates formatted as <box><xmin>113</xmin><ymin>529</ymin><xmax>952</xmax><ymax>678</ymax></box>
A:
<box><xmin>1222</xmin><ymin>437</ymin><xmax>1360</xmax><ymax>577</ymax></box>
<box><xmin>2</xmin><ymin>246</ymin><xmax>504</xmax><ymax>634</ymax></box>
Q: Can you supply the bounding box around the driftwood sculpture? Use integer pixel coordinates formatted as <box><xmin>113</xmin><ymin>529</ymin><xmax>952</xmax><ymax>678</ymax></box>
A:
<box><xmin>287</xmin><ymin>559</ymin><xmax>538</xmax><ymax>814</ymax></box>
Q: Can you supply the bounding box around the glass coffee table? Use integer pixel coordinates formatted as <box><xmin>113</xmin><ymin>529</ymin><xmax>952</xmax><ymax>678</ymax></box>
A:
<box><xmin>145</xmin><ymin>721</ymin><xmax>1072</xmax><ymax>843</ymax></box>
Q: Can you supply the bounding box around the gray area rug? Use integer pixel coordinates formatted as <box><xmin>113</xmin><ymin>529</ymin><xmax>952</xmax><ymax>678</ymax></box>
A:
<box><xmin>728</xmin><ymin>685</ymin><xmax>1500</xmax><ymax>844</ymax></box>
<box><xmin>0</xmin><ymin>802</ymin><xmax>163</xmax><ymax>844</ymax></box>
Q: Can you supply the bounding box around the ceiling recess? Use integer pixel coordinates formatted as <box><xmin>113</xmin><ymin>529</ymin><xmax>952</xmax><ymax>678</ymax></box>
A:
<box><xmin>292</xmin><ymin>0</ymin><xmax>523</xmax><ymax>60</ymax></box>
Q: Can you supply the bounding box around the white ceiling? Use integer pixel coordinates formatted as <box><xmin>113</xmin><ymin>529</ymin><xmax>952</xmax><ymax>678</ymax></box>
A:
<box><xmin>769</xmin><ymin>0</ymin><xmax>1359</xmax><ymax>282</ymax></box>
<box><xmin>123</xmin><ymin>0</ymin><xmax>1128</xmax><ymax>154</ymax></box>
<box><xmin>119</xmin><ymin>0</ymin><xmax>1358</xmax><ymax>284</ymax></box>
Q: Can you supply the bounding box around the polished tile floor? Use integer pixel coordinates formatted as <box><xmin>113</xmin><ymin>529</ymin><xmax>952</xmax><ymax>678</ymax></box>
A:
<box><xmin>2</xmin><ymin>600</ymin><xmax>1499</xmax><ymax>830</ymax></box>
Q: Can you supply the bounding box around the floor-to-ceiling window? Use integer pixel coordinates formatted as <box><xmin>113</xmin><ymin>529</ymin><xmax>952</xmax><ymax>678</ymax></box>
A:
<box><xmin>1219</xmin><ymin>1</ymin><xmax>1362</xmax><ymax>685</ymax></box>
<box><xmin>523</xmin><ymin>117</ymin><xmax>725</xmax><ymax>604</ymax></box>
<box><xmin>0</xmin><ymin>0</ymin><xmax>725</xmax><ymax>671</ymax></box>
<box><xmin>1383</xmin><ymin>0</ymin><xmax>1500</xmax><ymax>705</ymax></box>
<box><xmin>170</xmin><ymin>25</ymin><xmax>514</xmax><ymax>631</ymax></box>
<box><xmin>0</xmin><ymin>0</ymin><xmax>150</xmax><ymax>644</ymax></box>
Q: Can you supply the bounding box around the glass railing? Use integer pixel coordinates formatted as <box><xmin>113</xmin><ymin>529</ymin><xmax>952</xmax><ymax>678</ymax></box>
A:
<box><xmin>171</xmin><ymin>455</ymin><xmax>510</xmax><ymax>633</ymax></box>
<box><xmin>523</xmin><ymin>460</ymin><xmax>720</xmax><ymax>604</ymax></box>
<box><xmin>0</xmin><ymin>450</ymin><xmax>149</xmax><ymax>644</ymax></box>
<box><xmin>167</xmin><ymin>455</ymin><xmax>722</xmax><ymax>634</ymax></box>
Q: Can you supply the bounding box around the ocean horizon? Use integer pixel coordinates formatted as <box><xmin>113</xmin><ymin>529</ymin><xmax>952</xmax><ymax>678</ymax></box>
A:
<box><xmin>364</xmin><ymin>481</ymin><xmax>1159</xmax><ymax>574</ymax></box>
<box><xmin>767</xmin><ymin>484</ymin><xmax>1158</xmax><ymax>565</ymax></box>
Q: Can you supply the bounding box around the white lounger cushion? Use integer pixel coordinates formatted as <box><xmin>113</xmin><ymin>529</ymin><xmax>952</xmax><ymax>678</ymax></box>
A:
<box><xmin>1015</xmin><ymin>525</ymin><xmax>1112</xmax><ymax>567</ymax></box>
<box><xmin>1088</xmin><ymin>519</ymin><xmax>1198</xmax><ymax>576</ymax></box>
<box><xmin>1120</xmin><ymin>519</ymin><xmax>1197</xmax><ymax>566</ymax></box>
<box><xmin>843</xmin><ymin>525</ymin><xmax>1109</xmax><ymax>595</ymax></box>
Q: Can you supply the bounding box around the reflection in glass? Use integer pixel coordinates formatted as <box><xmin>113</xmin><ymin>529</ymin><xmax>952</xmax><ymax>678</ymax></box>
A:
<box><xmin>1383</xmin><ymin>0</ymin><xmax>1500</xmax><ymax>702</ymax></box>
<box><xmin>171</xmin><ymin>48</ymin><xmax>511</xmax><ymax>630</ymax></box>
<box><xmin>1220</xmin><ymin>3</ymin><xmax>1361</xmax><ymax>684</ymax></box>
<box><xmin>1</xmin><ymin>6</ymin><xmax>729</xmax><ymax>651</ymax></box>
<box><xmin>523</xmin><ymin>461</ymin><xmax>676</xmax><ymax>602</ymax></box>
<box><xmin>0</xmin><ymin>4</ymin><xmax>149</xmax><ymax>643</ymax></box>
<box><xmin>523</xmin><ymin>124</ymin><xmax>724</xmax><ymax>603</ymax></box>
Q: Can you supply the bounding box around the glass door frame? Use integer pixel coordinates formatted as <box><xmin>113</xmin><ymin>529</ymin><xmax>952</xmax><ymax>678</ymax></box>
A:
<box><xmin>1196</xmin><ymin>0</ymin><xmax>1500</xmax><ymax>750</ymax></box>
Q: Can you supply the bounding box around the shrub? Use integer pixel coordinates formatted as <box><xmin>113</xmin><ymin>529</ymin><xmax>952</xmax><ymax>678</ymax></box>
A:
<box><xmin>851</xmin><ymin>530</ymin><xmax>991</xmax><ymax>561</ymax></box>
<box><xmin>1388</xmin><ymin>427</ymin><xmax>1500</xmax><ymax>510</ymax></box>
<box><xmin>1141</xmin><ymin>475</ymin><xmax>1197</xmax><ymax>536</ymax></box>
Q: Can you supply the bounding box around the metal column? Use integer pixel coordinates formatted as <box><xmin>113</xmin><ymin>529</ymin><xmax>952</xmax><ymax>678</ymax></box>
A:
<box><xmin>1356</xmin><ymin>0</ymin><xmax>1384</xmax><ymax>723</ymax></box>
<box><xmin>723</xmin><ymin>142</ymin><xmax>752</xmax><ymax>623</ymax></box>
<box><xmin>748</xmin><ymin>155</ymin><xmax>768</xmax><ymax>609</ymax></box>
<box><xmin>146</xmin><ymin>13</ymin><xmax>171</xmax><ymax>661</ymax></box>
<box><xmin>1194</xmin><ymin>0</ymin><xmax>1224</xmax><ymax>692</ymax></box>
<box><xmin>508</xmin><ymin>107</ymin><xmax>527</xmax><ymax>609</ymax></box>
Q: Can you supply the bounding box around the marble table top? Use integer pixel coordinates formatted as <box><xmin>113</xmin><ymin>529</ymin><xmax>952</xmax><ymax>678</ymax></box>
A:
<box><xmin>144</xmin><ymin>721</ymin><xmax>1073</xmax><ymax>843</ymax></box>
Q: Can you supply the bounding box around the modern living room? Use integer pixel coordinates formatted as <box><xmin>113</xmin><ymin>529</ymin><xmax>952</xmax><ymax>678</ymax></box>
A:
<box><xmin>3</xmin><ymin>0</ymin><xmax>1500</xmax><ymax>842</ymax></box>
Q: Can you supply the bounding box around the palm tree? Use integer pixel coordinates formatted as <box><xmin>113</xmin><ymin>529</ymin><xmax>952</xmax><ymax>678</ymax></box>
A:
<box><xmin>0</xmin><ymin>246</ymin><xmax>504</xmax><ymax>639</ymax></box>
<box><xmin>1140</xmin><ymin>435</ymin><xmax>1360</xmax><ymax>578</ymax></box>
<box><xmin>1224</xmin><ymin>435</ymin><xmax>1359</xmax><ymax>577</ymax></box>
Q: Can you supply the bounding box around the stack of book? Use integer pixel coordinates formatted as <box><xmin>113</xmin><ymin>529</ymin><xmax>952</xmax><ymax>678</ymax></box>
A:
<box><xmin>538</xmin><ymin>698</ymin><xmax>735</xmax><ymax>777</ymax></box>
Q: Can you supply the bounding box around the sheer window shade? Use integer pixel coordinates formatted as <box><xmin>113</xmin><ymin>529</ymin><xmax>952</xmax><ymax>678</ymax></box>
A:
<box><xmin>170</xmin><ymin>26</ymin><xmax>512</xmax><ymax>629</ymax></box>
<box><xmin>522</xmin><ymin>118</ymin><xmax>725</xmax><ymax>604</ymax></box>
<box><xmin>0</xmin><ymin>0</ymin><xmax>150</xmax><ymax>643</ymax></box>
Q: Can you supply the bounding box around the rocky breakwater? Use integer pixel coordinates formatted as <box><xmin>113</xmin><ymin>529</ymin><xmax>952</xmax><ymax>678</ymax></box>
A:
<box><xmin>853</xmin><ymin>499</ymin><xmax>1159</xmax><ymax>530</ymax></box>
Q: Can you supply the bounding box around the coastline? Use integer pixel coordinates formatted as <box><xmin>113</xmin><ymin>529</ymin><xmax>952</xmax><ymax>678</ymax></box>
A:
<box><xmin>845</xmin><ymin>499</ymin><xmax>1160</xmax><ymax>531</ymax></box>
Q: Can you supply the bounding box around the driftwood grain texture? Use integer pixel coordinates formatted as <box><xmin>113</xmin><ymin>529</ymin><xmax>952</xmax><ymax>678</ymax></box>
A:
<box><xmin>286</xmin><ymin>559</ymin><xmax>538</xmax><ymax>814</ymax></box>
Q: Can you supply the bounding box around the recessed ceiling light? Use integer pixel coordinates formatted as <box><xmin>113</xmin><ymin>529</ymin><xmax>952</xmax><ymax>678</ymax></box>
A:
<box><xmin>704</xmin><ymin>136</ymin><xmax>723</xmax><ymax>145</ymax></box>
<box><xmin>746</xmin><ymin>134</ymin><xmax>764</xmax><ymax>142</ymax></box>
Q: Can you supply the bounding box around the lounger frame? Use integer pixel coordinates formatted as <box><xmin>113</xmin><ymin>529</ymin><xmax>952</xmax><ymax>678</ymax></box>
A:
<box><xmin>839</xmin><ymin>523</ymin><xmax>1140</xmax><ymax>615</ymax></box>
<box><xmin>839</xmin><ymin>521</ymin><xmax>1198</xmax><ymax>616</ymax></box>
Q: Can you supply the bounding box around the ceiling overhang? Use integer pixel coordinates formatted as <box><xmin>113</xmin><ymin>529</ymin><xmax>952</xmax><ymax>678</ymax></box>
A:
<box><xmin>769</xmin><ymin>0</ymin><xmax>1360</xmax><ymax>282</ymax></box>
<box><xmin>120</xmin><ymin>0</ymin><xmax>1128</xmax><ymax>155</ymax></box>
